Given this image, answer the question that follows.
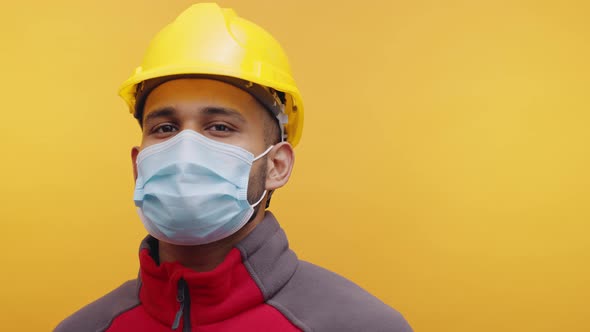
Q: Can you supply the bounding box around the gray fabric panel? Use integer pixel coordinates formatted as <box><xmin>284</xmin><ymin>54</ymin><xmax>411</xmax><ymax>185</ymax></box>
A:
<box><xmin>139</xmin><ymin>235</ymin><xmax>151</xmax><ymax>251</ymax></box>
<box><xmin>237</xmin><ymin>212</ymin><xmax>412</xmax><ymax>331</ymax></box>
<box><xmin>236</xmin><ymin>211</ymin><xmax>281</xmax><ymax>256</ymax></box>
<box><xmin>236</xmin><ymin>212</ymin><xmax>299</xmax><ymax>300</ymax></box>
<box><xmin>54</xmin><ymin>279</ymin><xmax>140</xmax><ymax>332</ymax></box>
<box><xmin>269</xmin><ymin>261</ymin><xmax>413</xmax><ymax>332</ymax></box>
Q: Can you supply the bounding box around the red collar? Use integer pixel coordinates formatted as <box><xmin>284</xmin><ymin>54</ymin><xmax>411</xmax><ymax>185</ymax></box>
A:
<box><xmin>136</xmin><ymin>212</ymin><xmax>298</xmax><ymax>328</ymax></box>
<box><xmin>139</xmin><ymin>245</ymin><xmax>264</xmax><ymax>327</ymax></box>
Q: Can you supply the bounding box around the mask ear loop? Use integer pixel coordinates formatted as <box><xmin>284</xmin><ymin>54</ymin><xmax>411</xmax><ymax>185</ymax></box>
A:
<box><xmin>250</xmin><ymin>190</ymin><xmax>267</xmax><ymax>208</ymax></box>
<box><xmin>253</xmin><ymin>145</ymin><xmax>274</xmax><ymax>162</ymax></box>
<box><xmin>250</xmin><ymin>145</ymin><xmax>274</xmax><ymax>208</ymax></box>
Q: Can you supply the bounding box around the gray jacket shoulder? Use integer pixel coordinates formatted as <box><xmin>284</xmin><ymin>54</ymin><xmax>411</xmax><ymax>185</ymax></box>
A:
<box><xmin>269</xmin><ymin>261</ymin><xmax>412</xmax><ymax>332</ymax></box>
<box><xmin>54</xmin><ymin>279</ymin><xmax>140</xmax><ymax>332</ymax></box>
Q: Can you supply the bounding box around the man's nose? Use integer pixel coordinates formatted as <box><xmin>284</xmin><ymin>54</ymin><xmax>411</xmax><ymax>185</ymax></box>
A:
<box><xmin>179</xmin><ymin>119</ymin><xmax>203</xmax><ymax>134</ymax></box>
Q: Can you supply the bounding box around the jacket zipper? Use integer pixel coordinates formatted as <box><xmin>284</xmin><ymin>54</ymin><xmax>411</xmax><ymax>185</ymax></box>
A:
<box><xmin>171</xmin><ymin>278</ymin><xmax>192</xmax><ymax>331</ymax></box>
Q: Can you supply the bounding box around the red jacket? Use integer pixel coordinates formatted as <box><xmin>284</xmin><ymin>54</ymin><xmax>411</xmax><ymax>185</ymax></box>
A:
<box><xmin>55</xmin><ymin>212</ymin><xmax>412</xmax><ymax>331</ymax></box>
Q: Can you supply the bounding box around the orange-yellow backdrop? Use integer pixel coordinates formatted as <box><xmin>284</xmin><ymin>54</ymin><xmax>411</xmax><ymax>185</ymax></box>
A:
<box><xmin>1</xmin><ymin>0</ymin><xmax>589</xmax><ymax>331</ymax></box>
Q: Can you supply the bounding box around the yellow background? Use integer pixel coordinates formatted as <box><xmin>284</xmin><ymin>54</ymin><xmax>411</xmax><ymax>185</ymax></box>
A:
<box><xmin>1</xmin><ymin>0</ymin><xmax>589</xmax><ymax>331</ymax></box>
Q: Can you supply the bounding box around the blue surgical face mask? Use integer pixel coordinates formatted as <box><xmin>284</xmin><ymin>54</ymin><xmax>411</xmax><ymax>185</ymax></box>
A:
<box><xmin>133</xmin><ymin>130</ymin><xmax>273</xmax><ymax>245</ymax></box>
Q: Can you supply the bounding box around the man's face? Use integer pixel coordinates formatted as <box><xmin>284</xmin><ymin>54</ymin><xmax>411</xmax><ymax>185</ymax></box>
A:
<box><xmin>132</xmin><ymin>78</ymin><xmax>270</xmax><ymax>203</ymax></box>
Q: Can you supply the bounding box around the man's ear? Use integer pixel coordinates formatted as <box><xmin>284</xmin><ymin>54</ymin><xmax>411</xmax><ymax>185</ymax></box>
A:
<box><xmin>131</xmin><ymin>146</ymin><xmax>140</xmax><ymax>181</ymax></box>
<box><xmin>265</xmin><ymin>142</ymin><xmax>295</xmax><ymax>191</ymax></box>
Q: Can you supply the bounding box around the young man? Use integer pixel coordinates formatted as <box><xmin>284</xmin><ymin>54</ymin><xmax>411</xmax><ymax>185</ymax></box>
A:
<box><xmin>55</xmin><ymin>3</ymin><xmax>412</xmax><ymax>331</ymax></box>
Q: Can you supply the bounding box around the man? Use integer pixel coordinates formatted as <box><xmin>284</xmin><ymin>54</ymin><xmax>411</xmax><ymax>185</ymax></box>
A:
<box><xmin>55</xmin><ymin>3</ymin><xmax>412</xmax><ymax>331</ymax></box>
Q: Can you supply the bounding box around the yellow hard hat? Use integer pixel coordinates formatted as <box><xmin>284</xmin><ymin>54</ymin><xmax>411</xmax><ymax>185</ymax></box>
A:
<box><xmin>119</xmin><ymin>3</ymin><xmax>304</xmax><ymax>147</ymax></box>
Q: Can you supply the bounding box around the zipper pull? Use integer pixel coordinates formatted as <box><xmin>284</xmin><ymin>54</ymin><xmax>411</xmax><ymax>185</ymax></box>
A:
<box><xmin>171</xmin><ymin>280</ymin><xmax>186</xmax><ymax>330</ymax></box>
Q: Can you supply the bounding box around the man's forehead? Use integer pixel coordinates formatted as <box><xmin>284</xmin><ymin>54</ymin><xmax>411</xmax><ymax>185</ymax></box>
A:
<box><xmin>142</xmin><ymin>78</ymin><xmax>263</xmax><ymax>118</ymax></box>
<box><xmin>146</xmin><ymin>78</ymin><xmax>255</xmax><ymax>105</ymax></box>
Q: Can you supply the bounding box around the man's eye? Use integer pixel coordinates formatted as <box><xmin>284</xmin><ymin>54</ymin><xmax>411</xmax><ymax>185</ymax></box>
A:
<box><xmin>209</xmin><ymin>124</ymin><xmax>232</xmax><ymax>132</ymax></box>
<box><xmin>154</xmin><ymin>124</ymin><xmax>178</xmax><ymax>133</ymax></box>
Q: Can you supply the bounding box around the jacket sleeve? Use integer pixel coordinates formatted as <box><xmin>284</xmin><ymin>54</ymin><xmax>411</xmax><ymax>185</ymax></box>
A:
<box><xmin>54</xmin><ymin>279</ymin><xmax>140</xmax><ymax>332</ymax></box>
<box><xmin>267</xmin><ymin>261</ymin><xmax>413</xmax><ymax>332</ymax></box>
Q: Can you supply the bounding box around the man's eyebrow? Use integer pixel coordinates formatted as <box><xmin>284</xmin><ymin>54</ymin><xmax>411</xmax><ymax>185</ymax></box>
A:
<box><xmin>144</xmin><ymin>107</ymin><xmax>176</xmax><ymax>124</ymax></box>
<box><xmin>202</xmin><ymin>106</ymin><xmax>246</xmax><ymax>124</ymax></box>
<box><xmin>143</xmin><ymin>106</ymin><xmax>247</xmax><ymax>124</ymax></box>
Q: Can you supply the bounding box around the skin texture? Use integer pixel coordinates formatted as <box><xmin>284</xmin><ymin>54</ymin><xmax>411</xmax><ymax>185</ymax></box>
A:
<box><xmin>131</xmin><ymin>78</ymin><xmax>295</xmax><ymax>272</ymax></box>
